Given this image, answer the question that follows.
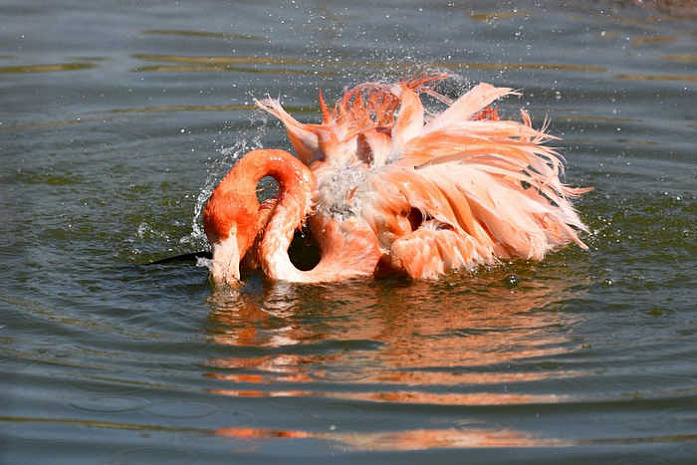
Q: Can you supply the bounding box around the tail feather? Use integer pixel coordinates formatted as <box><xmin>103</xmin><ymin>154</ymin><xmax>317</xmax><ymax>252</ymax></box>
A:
<box><xmin>318</xmin><ymin>88</ymin><xmax>331</xmax><ymax>124</ymax></box>
<box><xmin>389</xmin><ymin>85</ymin><xmax>425</xmax><ymax>157</ymax></box>
<box><xmin>255</xmin><ymin>97</ymin><xmax>322</xmax><ymax>165</ymax></box>
<box><xmin>425</xmin><ymin>83</ymin><xmax>519</xmax><ymax>134</ymax></box>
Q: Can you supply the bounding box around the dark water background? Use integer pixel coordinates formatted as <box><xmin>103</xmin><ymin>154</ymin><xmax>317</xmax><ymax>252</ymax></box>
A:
<box><xmin>1</xmin><ymin>1</ymin><xmax>696</xmax><ymax>463</ymax></box>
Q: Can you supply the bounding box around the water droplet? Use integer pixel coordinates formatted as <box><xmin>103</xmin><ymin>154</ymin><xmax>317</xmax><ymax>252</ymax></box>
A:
<box><xmin>503</xmin><ymin>274</ymin><xmax>519</xmax><ymax>288</ymax></box>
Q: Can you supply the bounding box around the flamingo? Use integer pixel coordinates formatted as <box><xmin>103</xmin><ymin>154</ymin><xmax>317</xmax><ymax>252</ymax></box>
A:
<box><xmin>203</xmin><ymin>74</ymin><xmax>590</xmax><ymax>286</ymax></box>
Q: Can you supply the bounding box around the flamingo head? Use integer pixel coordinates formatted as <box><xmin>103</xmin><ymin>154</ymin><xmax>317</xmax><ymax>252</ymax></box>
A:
<box><xmin>203</xmin><ymin>189</ymin><xmax>259</xmax><ymax>287</ymax></box>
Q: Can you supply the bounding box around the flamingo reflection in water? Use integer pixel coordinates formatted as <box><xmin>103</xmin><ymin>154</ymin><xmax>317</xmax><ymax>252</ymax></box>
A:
<box><xmin>204</xmin><ymin>275</ymin><xmax>582</xmax><ymax>450</ymax></box>
<box><xmin>203</xmin><ymin>74</ymin><xmax>590</xmax><ymax>286</ymax></box>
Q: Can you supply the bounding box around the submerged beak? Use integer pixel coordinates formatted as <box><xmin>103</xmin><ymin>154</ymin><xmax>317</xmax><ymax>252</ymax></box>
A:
<box><xmin>209</xmin><ymin>233</ymin><xmax>242</xmax><ymax>287</ymax></box>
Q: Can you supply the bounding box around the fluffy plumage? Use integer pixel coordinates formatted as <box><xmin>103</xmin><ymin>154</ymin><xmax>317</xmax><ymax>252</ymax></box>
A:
<box><xmin>250</xmin><ymin>74</ymin><xmax>590</xmax><ymax>280</ymax></box>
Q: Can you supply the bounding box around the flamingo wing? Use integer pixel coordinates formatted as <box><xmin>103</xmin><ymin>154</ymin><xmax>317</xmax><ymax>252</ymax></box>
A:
<box><xmin>356</xmin><ymin>80</ymin><xmax>589</xmax><ymax>277</ymax></box>
<box><xmin>388</xmin><ymin>222</ymin><xmax>483</xmax><ymax>279</ymax></box>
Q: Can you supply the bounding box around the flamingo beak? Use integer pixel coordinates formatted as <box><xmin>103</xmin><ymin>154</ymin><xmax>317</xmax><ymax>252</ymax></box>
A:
<box><xmin>209</xmin><ymin>230</ymin><xmax>242</xmax><ymax>287</ymax></box>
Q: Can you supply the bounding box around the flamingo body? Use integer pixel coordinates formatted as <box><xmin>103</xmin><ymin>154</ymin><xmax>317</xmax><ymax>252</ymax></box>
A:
<box><xmin>204</xmin><ymin>75</ymin><xmax>590</xmax><ymax>285</ymax></box>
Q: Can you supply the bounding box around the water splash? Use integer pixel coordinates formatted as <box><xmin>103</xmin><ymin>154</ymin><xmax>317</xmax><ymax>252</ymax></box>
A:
<box><xmin>137</xmin><ymin>221</ymin><xmax>170</xmax><ymax>241</ymax></box>
<box><xmin>196</xmin><ymin>255</ymin><xmax>213</xmax><ymax>271</ymax></box>
<box><xmin>178</xmin><ymin>141</ymin><xmax>247</xmax><ymax>249</ymax></box>
<box><xmin>180</xmin><ymin>110</ymin><xmax>269</xmax><ymax>248</ymax></box>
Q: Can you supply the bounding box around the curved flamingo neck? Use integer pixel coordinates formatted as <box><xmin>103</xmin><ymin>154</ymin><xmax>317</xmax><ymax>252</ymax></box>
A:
<box><xmin>257</xmin><ymin>155</ymin><xmax>316</xmax><ymax>282</ymax></box>
<box><xmin>204</xmin><ymin>149</ymin><xmax>310</xmax><ymax>251</ymax></box>
<box><xmin>215</xmin><ymin>149</ymin><xmax>305</xmax><ymax>200</ymax></box>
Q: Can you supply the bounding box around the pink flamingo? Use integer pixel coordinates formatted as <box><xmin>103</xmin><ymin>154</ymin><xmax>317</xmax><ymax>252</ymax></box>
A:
<box><xmin>204</xmin><ymin>74</ymin><xmax>590</xmax><ymax>286</ymax></box>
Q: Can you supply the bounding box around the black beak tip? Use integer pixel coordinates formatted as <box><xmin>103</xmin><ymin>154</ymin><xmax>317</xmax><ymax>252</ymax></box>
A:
<box><xmin>147</xmin><ymin>250</ymin><xmax>212</xmax><ymax>265</ymax></box>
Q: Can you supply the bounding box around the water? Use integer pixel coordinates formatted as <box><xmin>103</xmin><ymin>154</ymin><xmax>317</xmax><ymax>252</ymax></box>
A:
<box><xmin>1</xmin><ymin>1</ymin><xmax>696</xmax><ymax>463</ymax></box>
